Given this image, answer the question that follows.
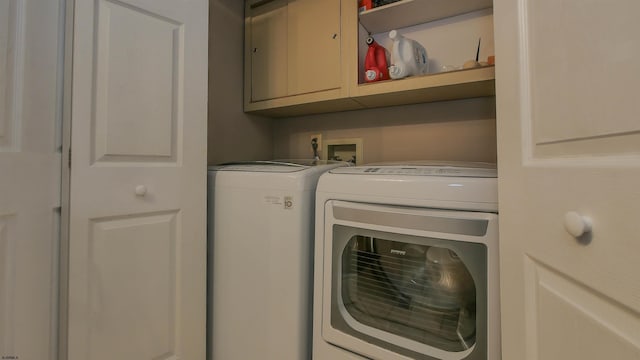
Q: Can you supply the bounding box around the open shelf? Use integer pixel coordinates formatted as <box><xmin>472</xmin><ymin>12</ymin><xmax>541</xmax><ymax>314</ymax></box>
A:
<box><xmin>246</xmin><ymin>66</ymin><xmax>495</xmax><ymax>117</ymax></box>
<box><xmin>352</xmin><ymin>65</ymin><xmax>495</xmax><ymax>108</ymax></box>
<box><xmin>359</xmin><ymin>0</ymin><xmax>493</xmax><ymax>34</ymax></box>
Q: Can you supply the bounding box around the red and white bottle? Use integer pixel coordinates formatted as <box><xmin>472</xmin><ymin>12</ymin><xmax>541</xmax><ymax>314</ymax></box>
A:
<box><xmin>364</xmin><ymin>37</ymin><xmax>390</xmax><ymax>82</ymax></box>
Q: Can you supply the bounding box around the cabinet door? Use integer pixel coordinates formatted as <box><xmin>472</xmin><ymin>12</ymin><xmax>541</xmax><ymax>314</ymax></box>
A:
<box><xmin>288</xmin><ymin>0</ymin><xmax>341</xmax><ymax>95</ymax></box>
<box><xmin>250</xmin><ymin>0</ymin><xmax>288</xmax><ymax>102</ymax></box>
<box><xmin>495</xmin><ymin>0</ymin><xmax>640</xmax><ymax>359</ymax></box>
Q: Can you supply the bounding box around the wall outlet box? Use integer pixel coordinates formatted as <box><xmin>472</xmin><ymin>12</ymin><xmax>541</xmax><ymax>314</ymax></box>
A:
<box><xmin>324</xmin><ymin>138</ymin><xmax>363</xmax><ymax>165</ymax></box>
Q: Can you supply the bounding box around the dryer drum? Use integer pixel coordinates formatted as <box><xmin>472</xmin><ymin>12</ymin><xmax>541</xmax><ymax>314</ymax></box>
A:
<box><xmin>342</xmin><ymin>236</ymin><xmax>477</xmax><ymax>352</ymax></box>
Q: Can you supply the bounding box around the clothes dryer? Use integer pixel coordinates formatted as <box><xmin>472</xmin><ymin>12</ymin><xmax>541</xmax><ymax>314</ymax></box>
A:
<box><xmin>312</xmin><ymin>163</ymin><xmax>500</xmax><ymax>360</ymax></box>
<box><xmin>207</xmin><ymin>160</ymin><xmax>346</xmax><ymax>360</ymax></box>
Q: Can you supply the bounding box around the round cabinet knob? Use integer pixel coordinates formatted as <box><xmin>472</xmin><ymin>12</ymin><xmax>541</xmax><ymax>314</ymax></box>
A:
<box><xmin>135</xmin><ymin>185</ymin><xmax>147</xmax><ymax>196</ymax></box>
<box><xmin>564</xmin><ymin>211</ymin><xmax>592</xmax><ymax>238</ymax></box>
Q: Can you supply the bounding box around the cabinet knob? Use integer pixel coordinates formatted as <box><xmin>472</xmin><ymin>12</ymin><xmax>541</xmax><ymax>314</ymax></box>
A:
<box><xmin>564</xmin><ymin>211</ymin><xmax>592</xmax><ymax>238</ymax></box>
<box><xmin>253</xmin><ymin>47</ymin><xmax>257</xmax><ymax>53</ymax></box>
<box><xmin>135</xmin><ymin>185</ymin><xmax>147</xmax><ymax>197</ymax></box>
<box><xmin>332</xmin><ymin>33</ymin><xmax>337</xmax><ymax>39</ymax></box>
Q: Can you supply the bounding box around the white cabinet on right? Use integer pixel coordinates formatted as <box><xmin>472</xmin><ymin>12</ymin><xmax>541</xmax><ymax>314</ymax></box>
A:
<box><xmin>247</xmin><ymin>0</ymin><xmax>342</xmax><ymax>102</ymax></box>
<box><xmin>495</xmin><ymin>0</ymin><xmax>640</xmax><ymax>359</ymax></box>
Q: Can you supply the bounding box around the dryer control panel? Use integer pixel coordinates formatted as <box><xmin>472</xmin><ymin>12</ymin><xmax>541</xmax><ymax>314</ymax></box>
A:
<box><xmin>330</xmin><ymin>165</ymin><xmax>496</xmax><ymax>178</ymax></box>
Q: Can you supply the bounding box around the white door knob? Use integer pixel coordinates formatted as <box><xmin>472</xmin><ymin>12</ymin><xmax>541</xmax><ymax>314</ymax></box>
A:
<box><xmin>564</xmin><ymin>211</ymin><xmax>592</xmax><ymax>238</ymax></box>
<box><xmin>135</xmin><ymin>185</ymin><xmax>147</xmax><ymax>196</ymax></box>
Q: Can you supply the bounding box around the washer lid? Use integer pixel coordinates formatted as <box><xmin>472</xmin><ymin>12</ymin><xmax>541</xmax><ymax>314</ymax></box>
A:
<box><xmin>329</xmin><ymin>162</ymin><xmax>497</xmax><ymax>178</ymax></box>
<box><xmin>209</xmin><ymin>159</ymin><xmax>346</xmax><ymax>173</ymax></box>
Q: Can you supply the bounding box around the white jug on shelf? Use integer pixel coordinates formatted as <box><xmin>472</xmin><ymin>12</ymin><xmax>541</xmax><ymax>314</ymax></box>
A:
<box><xmin>387</xmin><ymin>29</ymin><xmax>429</xmax><ymax>79</ymax></box>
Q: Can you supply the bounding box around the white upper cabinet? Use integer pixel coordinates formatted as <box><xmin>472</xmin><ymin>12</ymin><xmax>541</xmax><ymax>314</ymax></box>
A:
<box><xmin>244</xmin><ymin>0</ymin><xmax>358</xmax><ymax>116</ymax></box>
<box><xmin>249</xmin><ymin>0</ymin><xmax>289</xmax><ymax>102</ymax></box>
<box><xmin>287</xmin><ymin>0</ymin><xmax>342</xmax><ymax>96</ymax></box>
<box><xmin>244</xmin><ymin>0</ymin><xmax>497</xmax><ymax>117</ymax></box>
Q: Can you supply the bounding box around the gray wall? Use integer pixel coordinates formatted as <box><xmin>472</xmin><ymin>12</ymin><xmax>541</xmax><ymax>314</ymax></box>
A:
<box><xmin>208</xmin><ymin>0</ymin><xmax>273</xmax><ymax>165</ymax></box>
<box><xmin>272</xmin><ymin>97</ymin><xmax>497</xmax><ymax>164</ymax></box>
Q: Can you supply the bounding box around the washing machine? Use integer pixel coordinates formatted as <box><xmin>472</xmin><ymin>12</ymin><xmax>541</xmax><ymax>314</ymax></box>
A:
<box><xmin>207</xmin><ymin>160</ymin><xmax>347</xmax><ymax>360</ymax></box>
<box><xmin>312</xmin><ymin>163</ymin><xmax>500</xmax><ymax>360</ymax></box>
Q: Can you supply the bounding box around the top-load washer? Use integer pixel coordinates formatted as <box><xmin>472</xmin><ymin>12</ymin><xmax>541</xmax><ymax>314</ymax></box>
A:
<box><xmin>312</xmin><ymin>163</ymin><xmax>500</xmax><ymax>360</ymax></box>
<box><xmin>207</xmin><ymin>160</ymin><xmax>347</xmax><ymax>360</ymax></box>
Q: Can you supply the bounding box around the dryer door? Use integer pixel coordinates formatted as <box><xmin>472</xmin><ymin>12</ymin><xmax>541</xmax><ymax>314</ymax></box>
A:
<box><xmin>321</xmin><ymin>201</ymin><xmax>499</xmax><ymax>360</ymax></box>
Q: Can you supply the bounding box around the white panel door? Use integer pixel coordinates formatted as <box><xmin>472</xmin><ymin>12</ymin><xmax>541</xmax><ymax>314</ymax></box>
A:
<box><xmin>0</xmin><ymin>0</ymin><xmax>64</xmax><ymax>359</ymax></box>
<box><xmin>66</xmin><ymin>0</ymin><xmax>207</xmax><ymax>358</ymax></box>
<box><xmin>494</xmin><ymin>0</ymin><xmax>640</xmax><ymax>359</ymax></box>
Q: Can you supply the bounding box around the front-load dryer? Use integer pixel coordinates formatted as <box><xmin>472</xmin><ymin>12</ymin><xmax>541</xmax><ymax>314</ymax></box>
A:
<box><xmin>208</xmin><ymin>160</ymin><xmax>347</xmax><ymax>360</ymax></box>
<box><xmin>312</xmin><ymin>163</ymin><xmax>500</xmax><ymax>360</ymax></box>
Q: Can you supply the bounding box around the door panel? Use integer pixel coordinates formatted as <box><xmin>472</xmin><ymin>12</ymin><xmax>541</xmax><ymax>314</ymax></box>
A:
<box><xmin>67</xmin><ymin>0</ymin><xmax>207</xmax><ymax>359</ymax></box>
<box><xmin>495</xmin><ymin>0</ymin><xmax>640</xmax><ymax>358</ymax></box>
<box><xmin>0</xmin><ymin>215</ymin><xmax>16</xmax><ymax>354</ymax></box>
<box><xmin>287</xmin><ymin>0</ymin><xmax>341</xmax><ymax>95</ymax></box>
<box><xmin>527</xmin><ymin>1</ymin><xmax>640</xmax><ymax>145</ymax></box>
<box><xmin>0</xmin><ymin>0</ymin><xmax>22</xmax><ymax>151</ymax></box>
<box><xmin>526</xmin><ymin>0</ymin><xmax>640</xmax><ymax>158</ymax></box>
<box><xmin>526</xmin><ymin>258</ymin><xmax>640</xmax><ymax>360</ymax></box>
<box><xmin>0</xmin><ymin>0</ymin><xmax>63</xmax><ymax>359</ymax></box>
<box><xmin>94</xmin><ymin>0</ymin><xmax>181</xmax><ymax>161</ymax></box>
<box><xmin>88</xmin><ymin>212</ymin><xmax>178</xmax><ymax>360</ymax></box>
<box><xmin>250</xmin><ymin>0</ymin><xmax>288</xmax><ymax>102</ymax></box>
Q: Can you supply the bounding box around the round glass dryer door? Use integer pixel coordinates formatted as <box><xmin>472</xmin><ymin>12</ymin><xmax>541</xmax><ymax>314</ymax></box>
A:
<box><xmin>342</xmin><ymin>236</ymin><xmax>479</xmax><ymax>351</ymax></box>
<box><xmin>324</xmin><ymin>202</ymin><xmax>495</xmax><ymax>360</ymax></box>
